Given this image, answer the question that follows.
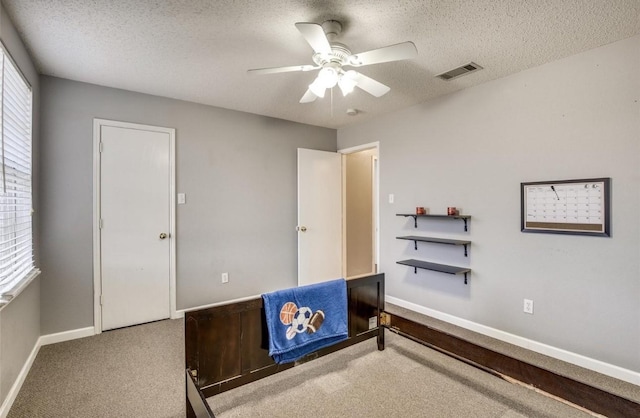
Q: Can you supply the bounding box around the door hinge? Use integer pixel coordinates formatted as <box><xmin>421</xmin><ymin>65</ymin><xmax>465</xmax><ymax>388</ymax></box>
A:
<box><xmin>99</xmin><ymin>142</ymin><xmax>104</xmax><ymax>153</ymax></box>
<box><xmin>99</xmin><ymin>219</ymin><xmax>104</xmax><ymax>229</ymax></box>
<box><xmin>380</xmin><ymin>312</ymin><xmax>391</xmax><ymax>327</ymax></box>
<box><xmin>100</xmin><ymin>294</ymin><xmax>104</xmax><ymax>305</ymax></box>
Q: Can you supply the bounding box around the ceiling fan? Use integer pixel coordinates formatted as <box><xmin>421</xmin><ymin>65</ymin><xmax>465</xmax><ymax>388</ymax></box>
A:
<box><xmin>247</xmin><ymin>20</ymin><xmax>418</xmax><ymax>103</ymax></box>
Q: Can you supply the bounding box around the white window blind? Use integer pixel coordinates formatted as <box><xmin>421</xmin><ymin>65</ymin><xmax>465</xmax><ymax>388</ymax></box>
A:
<box><xmin>0</xmin><ymin>45</ymin><xmax>36</xmax><ymax>301</ymax></box>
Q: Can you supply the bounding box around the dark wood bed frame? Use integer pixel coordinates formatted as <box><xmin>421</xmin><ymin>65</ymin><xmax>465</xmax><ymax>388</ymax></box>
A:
<box><xmin>185</xmin><ymin>272</ymin><xmax>640</xmax><ymax>418</ymax></box>
<box><xmin>185</xmin><ymin>273</ymin><xmax>385</xmax><ymax>418</ymax></box>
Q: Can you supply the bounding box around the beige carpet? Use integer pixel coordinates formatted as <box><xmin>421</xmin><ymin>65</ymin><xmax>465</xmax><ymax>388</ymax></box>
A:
<box><xmin>8</xmin><ymin>319</ymin><xmax>184</xmax><ymax>418</ymax></box>
<box><xmin>386</xmin><ymin>303</ymin><xmax>640</xmax><ymax>403</ymax></box>
<box><xmin>209</xmin><ymin>331</ymin><xmax>592</xmax><ymax>418</ymax></box>
<box><xmin>8</xmin><ymin>312</ymin><xmax>633</xmax><ymax>417</ymax></box>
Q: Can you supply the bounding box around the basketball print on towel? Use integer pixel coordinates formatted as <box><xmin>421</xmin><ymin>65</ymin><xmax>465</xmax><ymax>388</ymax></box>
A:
<box><xmin>279</xmin><ymin>302</ymin><xmax>325</xmax><ymax>340</ymax></box>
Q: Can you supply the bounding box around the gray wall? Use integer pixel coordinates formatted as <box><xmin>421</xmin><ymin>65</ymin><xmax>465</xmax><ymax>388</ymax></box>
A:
<box><xmin>39</xmin><ymin>76</ymin><xmax>336</xmax><ymax>334</ymax></box>
<box><xmin>0</xmin><ymin>279</ymin><xmax>39</xmax><ymax>403</ymax></box>
<box><xmin>0</xmin><ymin>4</ymin><xmax>40</xmax><ymax>407</ymax></box>
<box><xmin>338</xmin><ymin>35</ymin><xmax>640</xmax><ymax>372</ymax></box>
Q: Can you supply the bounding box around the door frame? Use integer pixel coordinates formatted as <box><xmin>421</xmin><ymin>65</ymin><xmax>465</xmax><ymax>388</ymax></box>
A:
<box><xmin>92</xmin><ymin>118</ymin><xmax>177</xmax><ymax>334</ymax></box>
<box><xmin>338</xmin><ymin>141</ymin><xmax>380</xmax><ymax>278</ymax></box>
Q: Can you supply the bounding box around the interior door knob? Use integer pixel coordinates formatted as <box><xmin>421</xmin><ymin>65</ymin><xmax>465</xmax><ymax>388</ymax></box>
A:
<box><xmin>159</xmin><ymin>233</ymin><xmax>168</xmax><ymax>239</ymax></box>
<box><xmin>297</xmin><ymin>226</ymin><xmax>307</xmax><ymax>232</ymax></box>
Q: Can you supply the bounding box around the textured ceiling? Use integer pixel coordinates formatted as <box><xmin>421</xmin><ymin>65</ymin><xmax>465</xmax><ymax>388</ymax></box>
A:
<box><xmin>3</xmin><ymin>0</ymin><xmax>640</xmax><ymax>129</ymax></box>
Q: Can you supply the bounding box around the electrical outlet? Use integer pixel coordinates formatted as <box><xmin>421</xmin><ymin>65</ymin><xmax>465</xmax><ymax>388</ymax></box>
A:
<box><xmin>523</xmin><ymin>299</ymin><xmax>534</xmax><ymax>314</ymax></box>
<box><xmin>221</xmin><ymin>272</ymin><xmax>229</xmax><ymax>284</ymax></box>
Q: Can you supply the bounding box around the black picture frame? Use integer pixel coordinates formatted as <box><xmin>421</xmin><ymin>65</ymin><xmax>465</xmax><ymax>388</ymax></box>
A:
<box><xmin>521</xmin><ymin>178</ymin><xmax>611</xmax><ymax>237</ymax></box>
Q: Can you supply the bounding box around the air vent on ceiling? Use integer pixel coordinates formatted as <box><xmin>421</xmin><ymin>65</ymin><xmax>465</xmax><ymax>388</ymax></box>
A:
<box><xmin>436</xmin><ymin>62</ymin><xmax>483</xmax><ymax>81</ymax></box>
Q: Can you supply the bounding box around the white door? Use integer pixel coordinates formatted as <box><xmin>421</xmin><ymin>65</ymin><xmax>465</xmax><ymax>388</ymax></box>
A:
<box><xmin>98</xmin><ymin>122</ymin><xmax>173</xmax><ymax>331</ymax></box>
<box><xmin>297</xmin><ymin>148</ymin><xmax>342</xmax><ymax>285</ymax></box>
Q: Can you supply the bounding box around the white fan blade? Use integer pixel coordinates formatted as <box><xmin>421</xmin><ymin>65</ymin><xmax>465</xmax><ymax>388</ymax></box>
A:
<box><xmin>248</xmin><ymin>65</ymin><xmax>318</xmax><ymax>75</ymax></box>
<box><xmin>299</xmin><ymin>89</ymin><xmax>318</xmax><ymax>103</ymax></box>
<box><xmin>353</xmin><ymin>72</ymin><xmax>390</xmax><ymax>97</ymax></box>
<box><xmin>295</xmin><ymin>22</ymin><xmax>332</xmax><ymax>54</ymax></box>
<box><xmin>347</xmin><ymin>42</ymin><xmax>418</xmax><ymax>67</ymax></box>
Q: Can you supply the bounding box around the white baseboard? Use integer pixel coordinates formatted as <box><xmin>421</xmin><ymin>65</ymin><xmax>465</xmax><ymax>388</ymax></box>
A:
<box><xmin>38</xmin><ymin>326</ymin><xmax>96</xmax><ymax>346</ymax></box>
<box><xmin>386</xmin><ymin>296</ymin><xmax>640</xmax><ymax>386</ymax></box>
<box><xmin>0</xmin><ymin>326</ymin><xmax>96</xmax><ymax>417</ymax></box>
<box><xmin>0</xmin><ymin>338</ymin><xmax>40</xmax><ymax>418</ymax></box>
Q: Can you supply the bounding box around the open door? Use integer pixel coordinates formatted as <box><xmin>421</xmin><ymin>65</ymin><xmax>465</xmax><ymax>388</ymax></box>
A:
<box><xmin>297</xmin><ymin>149</ymin><xmax>342</xmax><ymax>285</ymax></box>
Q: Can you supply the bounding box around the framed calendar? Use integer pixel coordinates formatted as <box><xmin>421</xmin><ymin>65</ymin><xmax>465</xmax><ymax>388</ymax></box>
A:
<box><xmin>521</xmin><ymin>178</ymin><xmax>610</xmax><ymax>237</ymax></box>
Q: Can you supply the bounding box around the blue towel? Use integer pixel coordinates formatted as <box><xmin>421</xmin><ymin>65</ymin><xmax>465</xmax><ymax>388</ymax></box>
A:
<box><xmin>262</xmin><ymin>278</ymin><xmax>348</xmax><ymax>364</ymax></box>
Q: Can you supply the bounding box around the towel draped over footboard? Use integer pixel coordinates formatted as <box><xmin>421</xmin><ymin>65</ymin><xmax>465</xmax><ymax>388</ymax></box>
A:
<box><xmin>262</xmin><ymin>278</ymin><xmax>348</xmax><ymax>364</ymax></box>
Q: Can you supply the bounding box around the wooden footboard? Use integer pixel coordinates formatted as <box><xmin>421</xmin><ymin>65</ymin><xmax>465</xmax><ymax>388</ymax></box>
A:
<box><xmin>185</xmin><ymin>273</ymin><xmax>385</xmax><ymax>418</ymax></box>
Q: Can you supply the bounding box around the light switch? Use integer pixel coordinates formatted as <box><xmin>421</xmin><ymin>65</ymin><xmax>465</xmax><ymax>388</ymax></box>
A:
<box><xmin>388</xmin><ymin>194</ymin><xmax>394</xmax><ymax>204</ymax></box>
<box><xmin>177</xmin><ymin>193</ymin><xmax>186</xmax><ymax>204</ymax></box>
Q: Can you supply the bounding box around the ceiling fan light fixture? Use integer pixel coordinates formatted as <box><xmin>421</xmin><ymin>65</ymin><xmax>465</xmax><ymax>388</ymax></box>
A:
<box><xmin>338</xmin><ymin>76</ymin><xmax>357</xmax><ymax>96</ymax></box>
<box><xmin>308</xmin><ymin>78</ymin><xmax>326</xmax><ymax>98</ymax></box>
<box><xmin>318</xmin><ymin>67</ymin><xmax>339</xmax><ymax>88</ymax></box>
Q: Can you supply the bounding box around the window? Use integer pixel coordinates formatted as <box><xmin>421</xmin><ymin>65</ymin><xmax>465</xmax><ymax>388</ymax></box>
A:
<box><xmin>0</xmin><ymin>44</ymin><xmax>37</xmax><ymax>305</ymax></box>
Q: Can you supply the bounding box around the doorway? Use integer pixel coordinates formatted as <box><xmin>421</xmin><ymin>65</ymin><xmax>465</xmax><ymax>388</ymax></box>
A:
<box><xmin>297</xmin><ymin>143</ymin><xmax>379</xmax><ymax>285</ymax></box>
<box><xmin>342</xmin><ymin>145</ymin><xmax>379</xmax><ymax>277</ymax></box>
<box><xmin>93</xmin><ymin>119</ymin><xmax>176</xmax><ymax>332</ymax></box>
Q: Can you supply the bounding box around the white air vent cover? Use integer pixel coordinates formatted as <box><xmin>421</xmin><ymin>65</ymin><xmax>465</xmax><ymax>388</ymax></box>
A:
<box><xmin>436</xmin><ymin>62</ymin><xmax>483</xmax><ymax>80</ymax></box>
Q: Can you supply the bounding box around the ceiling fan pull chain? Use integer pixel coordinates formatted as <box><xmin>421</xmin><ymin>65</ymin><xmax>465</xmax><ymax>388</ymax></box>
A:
<box><xmin>330</xmin><ymin>87</ymin><xmax>333</xmax><ymax>118</ymax></box>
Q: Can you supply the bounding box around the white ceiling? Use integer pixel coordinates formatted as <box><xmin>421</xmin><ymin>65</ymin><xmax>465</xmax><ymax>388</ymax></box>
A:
<box><xmin>3</xmin><ymin>1</ymin><xmax>639</xmax><ymax>129</ymax></box>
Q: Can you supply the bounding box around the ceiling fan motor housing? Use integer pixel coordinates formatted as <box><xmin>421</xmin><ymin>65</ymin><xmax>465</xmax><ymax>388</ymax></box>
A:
<box><xmin>312</xmin><ymin>20</ymin><xmax>355</xmax><ymax>69</ymax></box>
<box><xmin>321</xmin><ymin>20</ymin><xmax>343</xmax><ymax>41</ymax></box>
<box><xmin>312</xmin><ymin>43</ymin><xmax>351</xmax><ymax>67</ymax></box>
